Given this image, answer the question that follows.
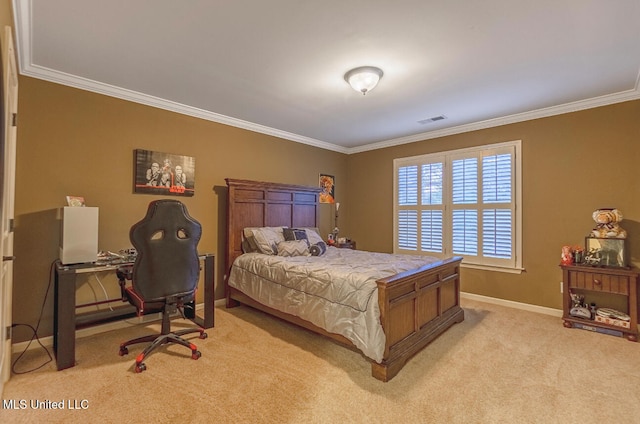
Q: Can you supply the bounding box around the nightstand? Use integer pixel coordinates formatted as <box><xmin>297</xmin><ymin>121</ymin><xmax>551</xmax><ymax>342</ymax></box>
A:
<box><xmin>560</xmin><ymin>264</ymin><xmax>638</xmax><ymax>341</ymax></box>
<box><xmin>336</xmin><ymin>240</ymin><xmax>356</xmax><ymax>249</ymax></box>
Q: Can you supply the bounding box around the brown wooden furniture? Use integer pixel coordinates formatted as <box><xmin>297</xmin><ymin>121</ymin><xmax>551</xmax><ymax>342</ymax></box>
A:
<box><xmin>224</xmin><ymin>178</ymin><xmax>464</xmax><ymax>381</ymax></box>
<box><xmin>560</xmin><ymin>264</ymin><xmax>639</xmax><ymax>341</ymax></box>
<box><xmin>336</xmin><ymin>240</ymin><xmax>356</xmax><ymax>249</ymax></box>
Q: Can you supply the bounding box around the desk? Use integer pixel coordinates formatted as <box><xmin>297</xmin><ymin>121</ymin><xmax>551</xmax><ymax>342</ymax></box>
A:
<box><xmin>53</xmin><ymin>253</ymin><xmax>214</xmax><ymax>370</ymax></box>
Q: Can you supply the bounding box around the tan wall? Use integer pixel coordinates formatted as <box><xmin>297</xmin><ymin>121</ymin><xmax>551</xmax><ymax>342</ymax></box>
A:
<box><xmin>0</xmin><ymin>0</ymin><xmax>11</xmax><ymax>30</ymax></box>
<box><xmin>12</xmin><ymin>77</ymin><xmax>347</xmax><ymax>342</ymax></box>
<box><xmin>346</xmin><ymin>100</ymin><xmax>640</xmax><ymax>309</ymax></box>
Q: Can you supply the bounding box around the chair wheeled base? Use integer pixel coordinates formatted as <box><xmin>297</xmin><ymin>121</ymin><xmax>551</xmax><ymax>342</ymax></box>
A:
<box><xmin>118</xmin><ymin>302</ymin><xmax>207</xmax><ymax>373</ymax></box>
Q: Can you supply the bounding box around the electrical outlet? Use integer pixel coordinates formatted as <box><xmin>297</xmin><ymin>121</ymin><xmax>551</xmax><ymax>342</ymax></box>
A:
<box><xmin>560</xmin><ymin>281</ymin><xmax>563</xmax><ymax>293</ymax></box>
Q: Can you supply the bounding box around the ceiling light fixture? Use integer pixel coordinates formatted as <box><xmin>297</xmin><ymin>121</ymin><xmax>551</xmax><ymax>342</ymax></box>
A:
<box><xmin>344</xmin><ymin>66</ymin><xmax>384</xmax><ymax>95</ymax></box>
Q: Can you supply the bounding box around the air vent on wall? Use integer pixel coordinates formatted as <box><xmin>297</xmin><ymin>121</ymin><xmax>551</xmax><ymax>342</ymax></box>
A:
<box><xmin>418</xmin><ymin>115</ymin><xmax>447</xmax><ymax>124</ymax></box>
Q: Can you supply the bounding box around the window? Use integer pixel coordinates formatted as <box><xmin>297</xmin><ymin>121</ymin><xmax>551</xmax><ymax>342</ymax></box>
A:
<box><xmin>394</xmin><ymin>140</ymin><xmax>522</xmax><ymax>272</ymax></box>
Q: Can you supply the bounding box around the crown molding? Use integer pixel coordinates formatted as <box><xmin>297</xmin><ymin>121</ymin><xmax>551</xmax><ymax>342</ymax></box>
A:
<box><xmin>21</xmin><ymin>64</ymin><xmax>349</xmax><ymax>154</ymax></box>
<box><xmin>13</xmin><ymin>0</ymin><xmax>640</xmax><ymax>156</ymax></box>
<box><xmin>19</xmin><ymin>62</ymin><xmax>640</xmax><ymax>157</ymax></box>
<box><xmin>347</xmin><ymin>83</ymin><xmax>640</xmax><ymax>154</ymax></box>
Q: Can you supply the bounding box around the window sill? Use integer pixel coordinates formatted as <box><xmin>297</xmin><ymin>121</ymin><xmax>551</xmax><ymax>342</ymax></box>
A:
<box><xmin>461</xmin><ymin>262</ymin><xmax>524</xmax><ymax>274</ymax></box>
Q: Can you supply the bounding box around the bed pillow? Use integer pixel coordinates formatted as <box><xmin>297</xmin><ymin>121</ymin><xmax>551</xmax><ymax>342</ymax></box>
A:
<box><xmin>241</xmin><ymin>228</ymin><xmax>259</xmax><ymax>253</ymax></box>
<box><xmin>283</xmin><ymin>228</ymin><xmax>309</xmax><ymax>243</ymax></box>
<box><xmin>277</xmin><ymin>240</ymin><xmax>310</xmax><ymax>257</ymax></box>
<box><xmin>249</xmin><ymin>227</ymin><xmax>286</xmax><ymax>255</ymax></box>
<box><xmin>309</xmin><ymin>241</ymin><xmax>327</xmax><ymax>256</ymax></box>
<box><xmin>242</xmin><ymin>227</ymin><xmax>273</xmax><ymax>253</ymax></box>
<box><xmin>301</xmin><ymin>227</ymin><xmax>324</xmax><ymax>245</ymax></box>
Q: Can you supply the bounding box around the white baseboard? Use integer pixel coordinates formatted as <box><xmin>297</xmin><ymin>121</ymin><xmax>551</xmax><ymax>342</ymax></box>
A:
<box><xmin>461</xmin><ymin>292</ymin><xmax>563</xmax><ymax>317</ymax></box>
<box><xmin>11</xmin><ymin>299</ymin><xmax>226</xmax><ymax>354</ymax></box>
<box><xmin>13</xmin><ymin>296</ymin><xmax>559</xmax><ymax>354</ymax></box>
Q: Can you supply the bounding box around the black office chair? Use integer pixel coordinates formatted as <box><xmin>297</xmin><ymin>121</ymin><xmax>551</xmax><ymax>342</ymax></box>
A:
<box><xmin>117</xmin><ymin>199</ymin><xmax>207</xmax><ymax>373</ymax></box>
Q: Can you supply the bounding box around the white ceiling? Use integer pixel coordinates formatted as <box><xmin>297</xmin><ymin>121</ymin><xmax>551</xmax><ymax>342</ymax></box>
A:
<box><xmin>12</xmin><ymin>0</ymin><xmax>640</xmax><ymax>154</ymax></box>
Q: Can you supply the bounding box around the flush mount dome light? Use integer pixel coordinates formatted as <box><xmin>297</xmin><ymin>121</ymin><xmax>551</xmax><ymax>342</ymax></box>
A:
<box><xmin>344</xmin><ymin>66</ymin><xmax>383</xmax><ymax>95</ymax></box>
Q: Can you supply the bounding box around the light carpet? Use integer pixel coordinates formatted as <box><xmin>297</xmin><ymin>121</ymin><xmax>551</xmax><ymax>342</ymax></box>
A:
<box><xmin>1</xmin><ymin>299</ymin><xmax>639</xmax><ymax>423</ymax></box>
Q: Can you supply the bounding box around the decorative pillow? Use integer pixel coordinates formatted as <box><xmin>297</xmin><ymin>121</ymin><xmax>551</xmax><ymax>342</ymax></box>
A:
<box><xmin>243</xmin><ymin>227</ymin><xmax>285</xmax><ymax>253</ymax></box>
<box><xmin>241</xmin><ymin>228</ymin><xmax>259</xmax><ymax>253</ymax></box>
<box><xmin>309</xmin><ymin>241</ymin><xmax>327</xmax><ymax>256</ymax></box>
<box><xmin>283</xmin><ymin>228</ymin><xmax>309</xmax><ymax>243</ymax></box>
<box><xmin>302</xmin><ymin>227</ymin><xmax>324</xmax><ymax>245</ymax></box>
<box><xmin>250</xmin><ymin>227</ymin><xmax>286</xmax><ymax>255</ymax></box>
<box><xmin>277</xmin><ymin>240</ymin><xmax>310</xmax><ymax>257</ymax></box>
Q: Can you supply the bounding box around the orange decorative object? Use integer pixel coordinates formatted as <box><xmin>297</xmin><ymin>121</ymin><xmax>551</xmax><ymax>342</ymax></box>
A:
<box><xmin>561</xmin><ymin>245</ymin><xmax>574</xmax><ymax>265</ymax></box>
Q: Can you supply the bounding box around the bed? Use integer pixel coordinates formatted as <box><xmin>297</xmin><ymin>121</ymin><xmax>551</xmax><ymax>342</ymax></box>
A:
<box><xmin>224</xmin><ymin>178</ymin><xmax>464</xmax><ymax>381</ymax></box>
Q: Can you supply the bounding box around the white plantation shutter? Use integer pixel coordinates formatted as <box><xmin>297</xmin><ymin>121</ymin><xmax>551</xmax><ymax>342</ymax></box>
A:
<box><xmin>421</xmin><ymin>210</ymin><xmax>443</xmax><ymax>252</ymax></box>
<box><xmin>394</xmin><ymin>141</ymin><xmax>521</xmax><ymax>272</ymax></box>
<box><xmin>452</xmin><ymin>158</ymin><xmax>477</xmax><ymax>204</ymax></box>
<box><xmin>482</xmin><ymin>152</ymin><xmax>513</xmax><ymax>260</ymax></box>
<box><xmin>398</xmin><ymin>165</ymin><xmax>418</xmax><ymax>206</ymax></box>
<box><xmin>420</xmin><ymin>163</ymin><xmax>443</xmax><ymax>253</ymax></box>
<box><xmin>397</xmin><ymin>165</ymin><xmax>418</xmax><ymax>250</ymax></box>
<box><xmin>396</xmin><ymin>160</ymin><xmax>444</xmax><ymax>254</ymax></box>
<box><xmin>421</xmin><ymin>163</ymin><xmax>443</xmax><ymax>205</ymax></box>
<box><xmin>483</xmin><ymin>153</ymin><xmax>511</xmax><ymax>203</ymax></box>
<box><xmin>398</xmin><ymin>210</ymin><xmax>418</xmax><ymax>250</ymax></box>
<box><xmin>483</xmin><ymin>209</ymin><xmax>512</xmax><ymax>258</ymax></box>
<box><xmin>451</xmin><ymin>157</ymin><xmax>478</xmax><ymax>256</ymax></box>
<box><xmin>452</xmin><ymin>209</ymin><xmax>478</xmax><ymax>255</ymax></box>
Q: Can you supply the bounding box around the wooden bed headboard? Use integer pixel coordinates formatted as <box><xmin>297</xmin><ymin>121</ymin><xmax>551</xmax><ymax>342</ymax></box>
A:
<box><xmin>224</xmin><ymin>178</ymin><xmax>322</xmax><ymax>276</ymax></box>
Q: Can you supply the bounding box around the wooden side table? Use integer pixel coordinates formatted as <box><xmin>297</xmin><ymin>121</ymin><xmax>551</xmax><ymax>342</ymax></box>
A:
<box><xmin>560</xmin><ymin>264</ymin><xmax>638</xmax><ymax>341</ymax></box>
<box><xmin>336</xmin><ymin>240</ymin><xmax>356</xmax><ymax>249</ymax></box>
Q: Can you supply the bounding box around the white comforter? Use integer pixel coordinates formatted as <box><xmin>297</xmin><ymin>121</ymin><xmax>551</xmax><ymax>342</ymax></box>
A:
<box><xmin>227</xmin><ymin>247</ymin><xmax>440</xmax><ymax>363</ymax></box>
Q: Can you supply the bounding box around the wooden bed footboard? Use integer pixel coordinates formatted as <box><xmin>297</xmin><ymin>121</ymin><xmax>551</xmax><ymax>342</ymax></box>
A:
<box><xmin>373</xmin><ymin>256</ymin><xmax>464</xmax><ymax>381</ymax></box>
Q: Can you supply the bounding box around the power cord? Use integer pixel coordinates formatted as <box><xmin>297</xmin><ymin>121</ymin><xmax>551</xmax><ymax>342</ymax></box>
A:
<box><xmin>91</xmin><ymin>272</ymin><xmax>115</xmax><ymax>311</ymax></box>
<box><xmin>10</xmin><ymin>261</ymin><xmax>55</xmax><ymax>374</ymax></box>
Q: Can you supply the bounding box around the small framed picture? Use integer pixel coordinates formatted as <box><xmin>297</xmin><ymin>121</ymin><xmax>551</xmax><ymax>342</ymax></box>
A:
<box><xmin>319</xmin><ymin>174</ymin><xmax>335</xmax><ymax>204</ymax></box>
<box><xmin>66</xmin><ymin>196</ymin><xmax>85</xmax><ymax>207</ymax></box>
<box><xmin>584</xmin><ymin>237</ymin><xmax>627</xmax><ymax>267</ymax></box>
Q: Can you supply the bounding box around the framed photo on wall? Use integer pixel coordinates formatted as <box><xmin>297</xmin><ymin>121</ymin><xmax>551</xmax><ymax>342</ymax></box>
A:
<box><xmin>134</xmin><ymin>149</ymin><xmax>195</xmax><ymax>196</ymax></box>
<box><xmin>319</xmin><ymin>174</ymin><xmax>335</xmax><ymax>204</ymax></box>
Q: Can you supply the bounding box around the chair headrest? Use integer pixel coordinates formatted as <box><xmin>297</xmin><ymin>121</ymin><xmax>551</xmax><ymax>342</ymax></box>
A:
<box><xmin>129</xmin><ymin>199</ymin><xmax>202</xmax><ymax>301</ymax></box>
